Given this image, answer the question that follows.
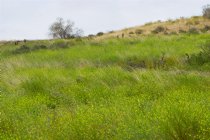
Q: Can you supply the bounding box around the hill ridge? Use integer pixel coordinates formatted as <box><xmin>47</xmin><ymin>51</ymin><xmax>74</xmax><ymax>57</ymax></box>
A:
<box><xmin>95</xmin><ymin>16</ymin><xmax>210</xmax><ymax>39</ymax></box>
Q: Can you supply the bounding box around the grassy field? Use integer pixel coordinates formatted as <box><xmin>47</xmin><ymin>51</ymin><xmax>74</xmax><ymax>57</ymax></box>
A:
<box><xmin>0</xmin><ymin>33</ymin><xmax>210</xmax><ymax>139</ymax></box>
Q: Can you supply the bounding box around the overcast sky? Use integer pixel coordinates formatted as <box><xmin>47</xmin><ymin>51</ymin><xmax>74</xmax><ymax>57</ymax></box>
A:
<box><xmin>0</xmin><ymin>0</ymin><xmax>209</xmax><ymax>40</ymax></box>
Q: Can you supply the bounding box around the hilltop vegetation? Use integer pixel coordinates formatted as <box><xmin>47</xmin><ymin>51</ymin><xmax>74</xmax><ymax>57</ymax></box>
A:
<box><xmin>0</xmin><ymin>17</ymin><xmax>210</xmax><ymax>139</ymax></box>
<box><xmin>95</xmin><ymin>16</ymin><xmax>210</xmax><ymax>39</ymax></box>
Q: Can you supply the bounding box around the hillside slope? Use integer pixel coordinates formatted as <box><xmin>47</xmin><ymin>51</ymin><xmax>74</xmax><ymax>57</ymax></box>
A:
<box><xmin>0</xmin><ymin>18</ymin><xmax>210</xmax><ymax>139</ymax></box>
<box><xmin>95</xmin><ymin>16</ymin><xmax>210</xmax><ymax>39</ymax></box>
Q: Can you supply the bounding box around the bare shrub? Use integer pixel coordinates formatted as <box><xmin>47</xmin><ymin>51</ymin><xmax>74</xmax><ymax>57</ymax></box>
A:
<box><xmin>203</xmin><ymin>5</ymin><xmax>210</xmax><ymax>19</ymax></box>
<box><xmin>49</xmin><ymin>17</ymin><xmax>83</xmax><ymax>39</ymax></box>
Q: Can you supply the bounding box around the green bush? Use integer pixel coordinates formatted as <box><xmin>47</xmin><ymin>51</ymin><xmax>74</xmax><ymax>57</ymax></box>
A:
<box><xmin>179</xmin><ymin>29</ymin><xmax>187</xmax><ymax>34</ymax></box>
<box><xmin>188</xmin><ymin>27</ymin><xmax>200</xmax><ymax>34</ymax></box>
<box><xmin>33</xmin><ymin>45</ymin><xmax>48</xmax><ymax>50</ymax></box>
<box><xmin>169</xmin><ymin>31</ymin><xmax>177</xmax><ymax>35</ymax></box>
<box><xmin>124</xmin><ymin>56</ymin><xmax>146</xmax><ymax>69</ymax></box>
<box><xmin>188</xmin><ymin>42</ymin><xmax>210</xmax><ymax>65</ymax></box>
<box><xmin>13</xmin><ymin>44</ymin><xmax>49</xmax><ymax>54</ymax></box>
<box><xmin>13</xmin><ymin>45</ymin><xmax>31</xmax><ymax>54</ymax></box>
<box><xmin>97</xmin><ymin>32</ymin><xmax>104</xmax><ymax>36</ymax></box>
<box><xmin>51</xmin><ymin>40</ymin><xmax>69</xmax><ymax>49</ymax></box>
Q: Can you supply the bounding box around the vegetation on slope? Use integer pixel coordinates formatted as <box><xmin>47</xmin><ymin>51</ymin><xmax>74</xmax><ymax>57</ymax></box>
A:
<box><xmin>1</xmin><ymin>32</ymin><xmax>210</xmax><ymax>139</ymax></box>
<box><xmin>95</xmin><ymin>16</ymin><xmax>210</xmax><ymax>39</ymax></box>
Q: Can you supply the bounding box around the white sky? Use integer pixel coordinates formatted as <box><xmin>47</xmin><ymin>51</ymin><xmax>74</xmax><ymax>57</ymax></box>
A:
<box><xmin>0</xmin><ymin>0</ymin><xmax>209</xmax><ymax>40</ymax></box>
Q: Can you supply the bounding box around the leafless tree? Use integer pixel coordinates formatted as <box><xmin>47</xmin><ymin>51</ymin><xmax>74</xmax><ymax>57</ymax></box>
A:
<box><xmin>73</xmin><ymin>28</ymin><xmax>84</xmax><ymax>38</ymax></box>
<box><xmin>49</xmin><ymin>17</ymin><xmax>83</xmax><ymax>39</ymax></box>
<box><xmin>203</xmin><ymin>5</ymin><xmax>210</xmax><ymax>19</ymax></box>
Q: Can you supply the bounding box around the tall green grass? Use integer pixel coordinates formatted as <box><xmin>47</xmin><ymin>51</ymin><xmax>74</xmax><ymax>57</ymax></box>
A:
<box><xmin>0</xmin><ymin>34</ymin><xmax>210</xmax><ymax>139</ymax></box>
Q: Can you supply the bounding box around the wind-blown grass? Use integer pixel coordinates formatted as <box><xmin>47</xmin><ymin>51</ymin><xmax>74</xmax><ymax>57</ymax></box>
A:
<box><xmin>0</xmin><ymin>34</ymin><xmax>210</xmax><ymax>139</ymax></box>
